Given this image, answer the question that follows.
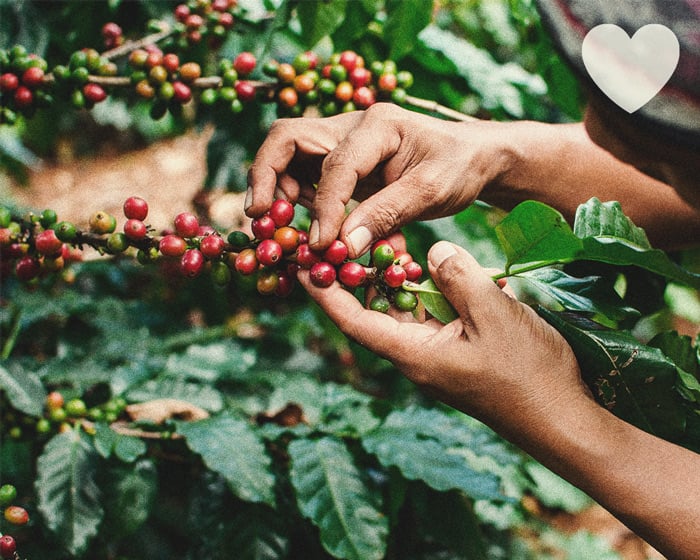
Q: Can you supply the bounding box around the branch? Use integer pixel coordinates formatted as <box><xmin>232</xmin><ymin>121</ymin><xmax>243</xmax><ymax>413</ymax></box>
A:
<box><xmin>404</xmin><ymin>94</ymin><xmax>477</xmax><ymax>122</ymax></box>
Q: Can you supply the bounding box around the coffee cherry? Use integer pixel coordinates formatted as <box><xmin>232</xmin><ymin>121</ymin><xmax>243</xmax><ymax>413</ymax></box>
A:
<box><xmin>338</xmin><ymin>261</ymin><xmax>367</xmax><ymax>288</ymax></box>
<box><xmin>256</xmin><ymin>238</ymin><xmax>282</xmax><ymax>267</ymax></box>
<box><xmin>89</xmin><ymin>211</ymin><xmax>117</xmax><ymax>234</ymax></box>
<box><xmin>277</xmin><ymin>87</ymin><xmax>298</xmax><ymax>109</ymax></box>
<box><xmin>323</xmin><ymin>239</ymin><xmax>348</xmax><ymax>265</ymax></box>
<box><xmin>235</xmin><ymin>80</ymin><xmax>256</xmax><ymax>102</ymax></box>
<box><xmin>352</xmin><ymin>86</ymin><xmax>375</xmax><ymax>108</ymax></box>
<box><xmin>172</xmin><ymin>81</ymin><xmax>192</xmax><ymax>103</ymax></box>
<box><xmin>199</xmin><ymin>234</ymin><xmax>225</xmax><ymax>259</ymax></box>
<box><xmin>233</xmin><ymin>52</ymin><xmax>256</xmax><ymax>76</ymax></box>
<box><xmin>55</xmin><ymin>221</ymin><xmax>78</xmax><ymax>242</ymax></box>
<box><xmin>372</xmin><ymin>243</ymin><xmax>395</xmax><ymax>270</ymax></box>
<box><xmin>123</xmin><ymin>196</ymin><xmax>149</xmax><ymax>220</ymax></box>
<box><xmin>174</xmin><ymin>212</ymin><xmax>199</xmax><ymax>238</ymax></box>
<box><xmin>269</xmin><ymin>199</ymin><xmax>295</xmax><ymax>227</ymax></box>
<box><xmin>159</xmin><ymin>234</ymin><xmax>186</xmax><ymax>257</ymax></box>
<box><xmin>394</xmin><ymin>289</ymin><xmax>418</xmax><ymax>312</ymax></box>
<box><xmin>403</xmin><ymin>260</ymin><xmax>423</xmax><ymax>282</ymax></box>
<box><xmin>179</xmin><ymin>62</ymin><xmax>201</xmax><ymax>82</ymax></box>
<box><xmin>180</xmin><ymin>248</ymin><xmax>204</xmax><ymax>278</ymax></box>
<box><xmin>383</xmin><ymin>263</ymin><xmax>406</xmax><ymax>288</ymax></box>
<box><xmin>65</xmin><ymin>398</ymin><xmax>87</xmax><ymax>418</ymax></box>
<box><xmin>272</xmin><ymin>226</ymin><xmax>299</xmax><ymax>253</ymax></box>
<box><xmin>0</xmin><ymin>534</ymin><xmax>16</xmax><ymax>559</ymax></box>
<box><xmin>21</xmin><ymin>65</ymin><xmax>44</xmax><ymax>88</ymax></box>
<box><xmin>0</xmin><ymin>73</ymin><xmax>19</xmax><ymax>92</ymax></box>
<box><xmin>0</xmin><ymin>484</ymin><xmax>17</xmax><ymax>506</ymax></box>
<box><xmin>4</xmin><ymin>505</ymin><xmax>29</xmax><ymax>525</ymax></box>
<box><xmin>334</xmin><ymin>81</ymin><xmax>353</xmax><ymax>103</ymax></box>
<box><xmin>13</xmin><ymin>85</ymin><xmax>33</xmax><ymax>108</ymax></box>
<box><xmin>251</xmin><ymin>214</ymin><xmax>276</xmax><ymax>240</ymax></box>
<box><xmin>256</xmin><ymin>269</ymin><xmax>279</xmax><ymax>295</ymax></box>
<box><xmin>210</xmin><ymin>261</ymin><xmax>232</xmax><ymax>285</ymax></box>
<box><xmin>34</xmin><ymin>229</ymin><xmax>63</xmax><ymax>256</ymax></box>
<box><xmin>378</xmin><ymin>73</ymin><xmax>398</xmax><ymax>93</ymax></box>
<box><xmin>295</xmin><ymin>243</ymin><xmax>321</xmax><ymax>269</ymax></box>
<box><xmin>277</xmin><ymin>63</ymin><xmax>296</xmax><ymax>84</ymax></box>
<box><xmin>275</xmin><ymin>271</ymin><xmax>295</xmax><ymax>297</ymax></box>
<box><xmin>227</xmin><ymin>230</ymin><xmax>250</xmax><ymax>249</ymax></box>
<box><xmin>83</xmin><ymin>83</ymin><xmax>107</xmax><ymax>104</ymax></box>
<box><xmin>40</xmin><ymin>208</ymin><xmax>57</xmax><ymax>228</ymax></box>
<box><xmin>369</xmin><ymin>294</ymin><xmax>391</xmax><ymax>313</ymax></box>
<box><xmin>15</xmin><ymin>256</ymin><xmax>40</xmax><ymax>281</ymax></box>
<box><xmin>123</xmin><ymin>219</ymin><xmax>148</xmax><ymax>240</ymax></box>
<box><xmin>106</xmin><ymin>232</ymin><xmax>129</xmax><ymax>253</ymax></box>
<box><xmin>234</xmin><ymin>248</ymin><xmax>258</xmax><ymax>275</ymax></box>
<box><xmin>162</xmin><ymin>53</ymin><xmax>180</xmax><ymax>74</ymax></box>
<box><xmin>46</xmin><ymin>391</ymin><xmax>64</xmax><ymax>410</ymax></box>
<box><xmin>309</xmin><ymin>261</ymin><xmax>336</xmax><ymax>288</ymax></box>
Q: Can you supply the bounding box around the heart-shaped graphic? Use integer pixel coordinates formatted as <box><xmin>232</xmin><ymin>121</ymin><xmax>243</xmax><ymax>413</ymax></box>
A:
<box><xmin>582</xmin><ymin>24</ymin><xmax>679</xmax><ymax>113</ymax></box>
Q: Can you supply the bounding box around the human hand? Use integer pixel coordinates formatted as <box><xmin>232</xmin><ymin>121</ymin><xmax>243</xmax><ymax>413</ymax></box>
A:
<box><xmin>247</xmin><ymin>103</ymin><xmax>514</xmax><ymax>258</ymax></box>
<box><xmin>297</xmin><ymin>240</ymin><xmax>590</xmax><ymax>439</ymax></box>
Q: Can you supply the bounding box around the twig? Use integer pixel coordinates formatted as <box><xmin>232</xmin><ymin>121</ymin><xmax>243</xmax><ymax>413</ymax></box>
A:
<box><xmin>101</xmin><ymin>27</ymin><xmax>175</xmax><ymax>60</ymax></box>
<box><xmin>404</xmin><ymin>94</ymin><xmax>477</xmax><ymax>122</ymax></box>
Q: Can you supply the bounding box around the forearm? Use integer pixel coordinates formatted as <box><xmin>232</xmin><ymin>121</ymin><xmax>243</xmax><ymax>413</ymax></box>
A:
<box><xmin>481</xmin><ymin>121</ymin><xmax>700</xmax><ymax>249</ymax></box>
<box><xmin>506</xmin><ymin>394</ymin><xmax>700</xmax><ymax>560</ymax></box>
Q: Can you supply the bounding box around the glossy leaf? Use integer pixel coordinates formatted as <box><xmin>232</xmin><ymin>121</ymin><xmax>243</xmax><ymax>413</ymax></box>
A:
<box><xmin>176</xmin><ymin>414</ymin><xmax>276</xmax><ymax>507</ymax></box>
<box><xmin>362</xmin><ymin>406</ymin><xmax>504</xmax><ymax>501</ymax></box>
<box><xmin>404</xmin><ymin>278</ymin><xmax>458</xmax><ymax>324</ymax></box>
<box><xmin>385</xmin><ymin>0</ymin><xmax>433</xmax><ymax>61</ymax></box>
<box><xmin>297</xmin><ymin>0</ymin><xmax>348</xmax><ymax>48</ymax></box>
<box><xmin>289</xmin><ymin>436</ymin><xmax>388</xmax><ymax>560</ymax></box>
<box><xmin>0</xmin><ymin>361</ymin><xmax>46</xmax><ymax>417</ymax></box>
<box><xmin>36</xmin><ymin>431</ymin><xmax>103</xmax><ymax>556</ymax></box>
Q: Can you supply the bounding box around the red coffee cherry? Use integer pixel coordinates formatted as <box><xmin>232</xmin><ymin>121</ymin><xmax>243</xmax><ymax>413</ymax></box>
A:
<box><xmin>0</xmin><ymin>73</ymin><xmax>19</xmax><ymax>92</ymax></box>
<box><xmin>309</xmin><ymin>261</ymin><xmax>336</xmax><ymax>288</ymax></box>
<box><xmin>269</xmin><ymin>199</ymin><xmax>295</xmax><ymax>227</ymax></box>
<box><xmin>199</xmin><ymin>234</ymin><xmax>225</xmax><ymax>259</ymax></box>
<box><xmin>273</xmin><ymin>226</ymin><xmax>300</xmax><ymax>254</ymax></box>
<box><xmin>123</xmin><ymin>219</ymin><xmax>148</xmax><ymax>240</ymax></box>
<box><xmin>174</xmin><ymin>3</ymin><xmax>190</xmax><ymax>22</ymax></box>
<box><xmin>180</xmin><ymin>248</ymin><xmax>204</xmax><ymax>278</ymax></box>
<box><xmin>323</xmin><ymin>239</ymin><xmax>348</xmax><ymax>265</ymax></box>
<box><xmin>352</xmin><ymin>86</ymin><xmax>375</xmax><ymax>108</ymax></box>
<box><xmin>35</xmin><ymin>229</ymin><xmax>63</xmax><ymax>256</ymax></box>
<box><xmin>348</xmin><ymin>66</ymin><xmax>370</xmax><ymax>88</ymax></box>
<box><xmin>83</xmin><ymin>83</ymin><xmax>107</xmax><ymax>103</ymax></box>
<box><xmin>275</xmin><ymin>270</ymin><xmax>295</xmax><ymax>297</ymax></box>
<box><xmin>174</xmin><ymin>212</ymin><xmax>200</xmax><ymax>238</ymax></box>
<box><xmin>162</xmin><ymin>53</ymin><xmax>180</xmax><ymax>74</ymax></box>
<box><xmin>233</xmin><ymin>52</ymin><xmax>257</xmax><ymax>76</ymax></box>
<box><xmin>234</xmin><ymin>248</ymin><xmax>258</xmax><ymax>275</ymax></box>
<box><xmin>251</xmin><ymin>214</ymin><xmax>276</xmax><ymax>240</ymax></box>
<box><xmin>21</xmin><ymin>66</ymin><xmax>45</xmax><ymax>88</ymax></box>
<box><xmin>15</xmin><ymin>256</ymin><xmax>40</xmax><ymax>281</ymax></box>
<box><xmin>123</xmin><ymin>196</ymin><xmax>149</xmax><ymax>220</ymax></box>
<box><xmin>338</xmin><ymin>50</ymin><xmax>358</xmax><ymax>71</ymax></box>
<box><xmin>4</xmin><ymin>505</ymin><xmax>29</xmax><ymax>525</ymax></box>
<box><xmin>403</xmin><ymin>260</ymin><xmax>423</xmax><ymax>282</ymax></box>
<box><xmin>255</xmin><ymin>238</ymin><xmax>283</xmax><ymax>267</ymax></box>
<box><xmin>383</xmin><ymin>263</ymin><xmax>406</xmax><ymax>288</ymax></box>
<box><xmin>338</xmin><ymin>261</ymin><xmax>367</xmax><ymax>288</ymax></box>
<box><xmin>235</xmin><ymin>80</ymin><xmax>256</xmax><ymax>102</ymax></box>
<box><xmin>172</xmin><ymin>81</ymin><xmax>192</xmax><ymax>103</ymax></box>
<box><xmin>295</xmin><ymin>243</ymin><xmax>321</xmax><ymax>269</ymax></box>
<box><xmin>159</xmin><ymin>234</ymin><xmax>187</xmax><ymax>257</ymax></box>
<box><xmin>13</xmin><ymin>86</ymin><xmax>33</xmax><ymax>108</ymax></box>
<box><xmin>0</xmin><ymin>534</ymin><xmax>16</xmax><ymax>559</ymax></box>
<box><xmin>178</xmin><ymin>62</ymin><xmax>201</xmax><ymax>82</ymax></box>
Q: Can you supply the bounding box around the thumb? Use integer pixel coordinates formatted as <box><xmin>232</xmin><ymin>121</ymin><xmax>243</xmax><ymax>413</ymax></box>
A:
<box><xmin>427</xmin><ymin>241</ymin><xmax>505</xmax><ymax>324</ymax></box>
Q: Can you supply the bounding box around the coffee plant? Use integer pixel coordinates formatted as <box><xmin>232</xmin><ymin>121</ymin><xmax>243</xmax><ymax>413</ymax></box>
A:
<box><xmin>1</xmin><ymin>1</ymin><xmax>698</xmax><ymax>559</ymax></box>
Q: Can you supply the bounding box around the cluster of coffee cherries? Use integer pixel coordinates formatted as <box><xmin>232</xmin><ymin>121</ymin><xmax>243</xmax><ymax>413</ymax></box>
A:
<box><xmin>0</xmin><ymin>198</ymin><xmax>424</xmax><ymax>314</ymax></box>
<box><xmin>171</xmin><ymin>0</ymin><xmax>238</xmax><ymax>48</ymax></box>
<box><xmin>0</xmin><ymin>483</ymin><xmax>28</xmax><ymax>560</ymax></box>
<box><xmin>0</xmin><ymin>46</ymin><xmax>52</xmax><ymax>124</ymax></box>
<box><xmin>51</xmin><ymin>48</ymin><xmax>119</xmax><ymax>110</ymax></box>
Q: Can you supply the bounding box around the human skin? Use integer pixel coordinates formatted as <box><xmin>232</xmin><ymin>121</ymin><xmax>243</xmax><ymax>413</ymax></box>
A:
<box><xmin>247</xmin><ymin>102</ymin><xmax>700</xmax><ymax>558</ymax></box>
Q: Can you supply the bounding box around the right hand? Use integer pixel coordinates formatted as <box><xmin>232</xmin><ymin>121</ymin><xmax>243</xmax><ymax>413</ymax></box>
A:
<box><xmin>246</xmin><ymin>103</ymin><xmax>515</xmax><ymax>257</ymax></box>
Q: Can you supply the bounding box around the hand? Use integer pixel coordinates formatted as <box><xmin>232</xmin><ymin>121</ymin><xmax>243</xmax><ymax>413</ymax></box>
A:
<box><xmin>297</xmin><ymin>240</ymin><xmax>591</xmax><ymax>439</ymax></box>
<box><xmin>247</xmin><ymin>103</ymin><xmax>515</xmax><ymax>258</ymax></box>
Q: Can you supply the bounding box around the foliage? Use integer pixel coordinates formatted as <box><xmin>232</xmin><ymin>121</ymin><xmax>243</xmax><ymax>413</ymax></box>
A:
<box><xmin>1</xmin><ymin>1</ymin><xmax>698</xmax><ymax>559</ymax></box>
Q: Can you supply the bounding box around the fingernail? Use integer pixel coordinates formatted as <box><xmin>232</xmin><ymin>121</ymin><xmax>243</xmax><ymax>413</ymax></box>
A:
<box><xmin>346</xmin><ymin>226</ymin><xmax>372</xmax><ymax>256</ymax></box>
<box><xmin>274</xmin><ymin>187</ymin><xmax>288</xmax><ymax>201</ymax></box>
<box><xmin>309</xmin><ymin>219</ymin><xmax>320</xmax><ymax>245</ymax></box>
<box><xmin>244</xmin><ymin>186</ymin><xmax>253</xmax><ymax>211</ymax></box>
<box><xmin>429</xmin><ymin>241</ymin><xmax>457</xmax><ymax>268</ymax></box>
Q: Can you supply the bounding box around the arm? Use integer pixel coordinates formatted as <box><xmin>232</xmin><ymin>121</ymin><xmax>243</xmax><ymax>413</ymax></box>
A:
<box><xmin>297</xmin><ymin>241</ymin><xmax>700</xmax><ymax>560</ymax></box>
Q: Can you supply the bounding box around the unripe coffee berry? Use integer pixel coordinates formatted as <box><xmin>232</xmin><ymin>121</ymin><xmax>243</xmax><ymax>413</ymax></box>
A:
<box><xmin>179</xmin><ymin>62</ymin><xmax>201</xmax><ymax>82</ymax></box>
<box><xmin>89</xmin><ymin>211</ymin><xmax>117</xmax><ymax>234</ymax></box>
<box><xmin>338</xmin><ymin>261</ymin><xmax>367</xmax><ymax>288</ymax></box>
<box><xmin>4</xmin><ymin>505</ymin><xmax>29</xmax><ymax>525</ymax></box>
<box><xmin>199</xmin><ymin>234</ymin><xmax>225</xmax><ymax>259</ymax></box>
<box><xmin>181</xmin><ymin>248</ymin><xmax>204</xmax><ymax>278</ymax></box>
<box><xmin>372</xmin><ymin>243</ymin><xmax>395</xmax><ymax>270</ymax></box>
<box><xmin>369</xmin><ymin>294</ymin><xmax>391</xmax><ymax>313</ymax></box>
<box><xmin>123</xmin><ymin>196</ymin><xmax>149</xmax><ymax>220</ymax></box>
<box><xmin>309</xmin><ymin>261</ymin><xmax>336</xmax><ymax>288</ymax></box>
<box><xmin>323</xmin><ymin>239</ymin><xmax>348</xmax><ymax>265</ymax></box>
<box><xmin>227</xmin><ymin>230</ymin><xmax>250</xmax><ymax>249</ymax></box>
<box><xmin>256</xmin><ymin>269</ymin><xmax>279</xmax><ymax>295</ymax></box>
<box><xmin>65</xmin><ymin>398</ymin><xmax>87</xmax><ymax>417</ymax></box>
<box><xmin>106</xmin><ymin>232</ymin><xmax>129</xmax><ymax>253</ymax></box>
<box><xmin>256</xmin><ymin>238</ymin><xmax>282</xmax><ymax>267</ymax></box>
<box><xmin>394</xmin><ymin>289</ymin><xmax>418</xmax><ymax>312</ymax></box>
<box><xmin>0</xmin><ymin>484</ymin><xmax>17</xmax><ymax>506</ymax></box>
<box><xmin>174</xmin><ymin>212</ymin><xmax>199</xmax><ymax>238</ymax></box>
<box><xmin>123</xmin><ymin>219</ymin><xmax>148</xmax><ymax>240</ymax></box>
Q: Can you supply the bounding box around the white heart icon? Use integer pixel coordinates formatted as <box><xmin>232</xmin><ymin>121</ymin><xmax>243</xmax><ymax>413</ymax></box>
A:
<box><xmin>582</xmin><ymin>24</ymin><xmax>679</xmax><ymax>113</ymax></box>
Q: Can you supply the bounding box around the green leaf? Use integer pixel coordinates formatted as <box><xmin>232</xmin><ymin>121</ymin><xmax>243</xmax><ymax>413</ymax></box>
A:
<box><xmin>362</xmin><ymin>406</ymin><xmax>503</xmax><ymax>501</ymax></box>
<box><xmin>404</xmin><ymin>278</ymin><xmax>458</xmax><ymax>324</ymax></box>
<box><xmin>297</xmin><ymin>0</ymin><xmax>348</xmax><ymax>48</ymax></box>
<box><xmin>495</xmin><ymin>200</ymin><xmax>582</xmax><ymax>272</ymax></box>
<box><xmin>289</xmin><ymin>437</ymin><xmax>388</xmax><ymax>560</ymax></box>
<box><xmin>539</xmin><ymin>309</ymin><xmax>687</xmax><ymax>442</ymax></box>
<box><xmin>522</xmin><ymin>268</ymin><xmax>640</xmax><ymax>324</ymax></box>
<box><xmin>101</xmin><ymin>460</ymin><xmax>157</xmax><ymax>539</ymax></box>
<box><xmin>525</xmin><ymin>461</ymin><xmax>591</xmax><ymax>513</ymax></box>
<box><xmin>36</xmin><ymin>431</ymin><xmax>103</xmax><ymax>556</ymax></box>
<box><xmin>176</xmin><ymin>414</ymin><xmax>275</xmax><ymax>506</ymax></box>
<box><xmin>93</xmin><ymin>422</ymin><xmax>146</xmax><ymax>462</ymax></box>
<box><xmin>573</xmin><ymin>199</ymin><xmax>650</xmax><ymax>246</ymax></box>
<box><xmin>384</xmin><ymin>0</ymin><xmax>432</xmax><ymax>60</ymax></box>
<box><xmin>0</xmin><ymin>361</ymin><xmax>46</xmax><ymax>417</ymax></box>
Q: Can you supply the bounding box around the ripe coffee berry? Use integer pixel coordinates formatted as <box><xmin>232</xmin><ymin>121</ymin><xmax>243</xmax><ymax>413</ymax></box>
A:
<box><xmin>4</xmin><ymin>505</ymin><xmax>29</xmax><ymax>525</ymax></box>
<box><xmin>181</xmin><ymin>248</ymin><xmax>204</xmax><ymax>278</ymax></box>
<box><xmin>273</xmin><ymin>226</ymin><xmax>300</xmax><ymax>253</ymax></box>
<box><xmin>174</xmin><ymin>212</ymin><xmax>199</xmax><ymax>238</ymax></box>
<box><xmin>46</xmin><ymin>391</ymin><xmax>64</xmax><ymax>410</ymax></box>
<box><xmin>162</xmin><ymin>53</ymin><xmax>180</xmax><ymax>74</ymax></box>
<box><xmin>235</xmin><ymin>81</ymin><xmax>256</xmax><ymax>102</ymax></box>
<box><xmin>35</xmin><ymin>229</ymin><xmax>63</xmax><ymax>256</ymax></box>
<box><xmin>275</xmin><ymin>271</ymin><xmax>295</xmax><ymax>297</ymax></box>
<box><xmin>256</xmin><ymin>238</ymin><xmax>282</xmax><ymax>266</ymax></box>
<box><xmin>323</xmin><ymin>239</ymin><xmax>348</xmax><ymax>265</ymax></box>
<box><xmin>234</xmin><ymin>248</ymin><xmax>258</xmax><ymax>275</ymax></box>
<box><xmin>172</xmin><ymin>81</ymin><xmax>192</xmax><ymax>103</ymax></box>
<box><xmin>295</xmin><ymin>243</ymin><xmax>321</xmax><ymax>269</ymax></box>
<box><xmin>0</xmin><ymin>535</ymin><xmax>16</xmax><ymax>559</ymax></box>
<box><xmin>0</xmin><ymin>73</ymin><xmax>19</xmax><ymax>92</ymax></box>
<box><xmin>309</xmin><ymin>261</ymin><xmax>336</xmax><ymax>288</ymax></box>
<box><xmin>15</xmin><ymin>256</ymin><xmax>40</xmax><ymax>281</ymax></box>
<box><xmin>251</xmin><ymin>214</ymin><xmax>276</xmax><ymax>240</ymax></box>
<box><xmin>199</xmin><ymin>234</ymin><xmax>225</xmax><ymax>259</ymax></box>
<box><xmin>21</xmin><ymin>66</ymin><xmax>44</xmax><ymax>88</ymax></box>
<box><xmin>233</xmin><ymin>52</ymin><xmax>256</xmax><ymax>76</ymax></box>
<box><xmin>338</xmin><ymin>261</ymin><xmax>367</xmax><ymax>288</ymax></box>
<box><xmin>123</xmin><ymin>219</ymin><xmax>148</xmax><ymax>240</ymax></box>
<box><xmin>13</xmin><ymin>86</ymin><xmax>33</xmax><ymax>108</ymax></box>
<box><xmin>179</xmin><ymin>62</ymin><xmax>201</xmax><ymax>82</ymax></box>
<box><xmin>269</xmin><ymin>199</ymin><xmax>295</xmax><ymax>227</ymax></box>
<box><xmin>123</xmin><ymin>196</ymin><xmax>149</xmax><ymax>220</ymax></box>
<box><xmin>383</xmin><ymin>263</ymin><xmax>407</xmax><ymax>288</ymax></box>
<box><xmin>83</xmin><ymin>83</ymin><xmax>107</xmax><ymax>103</ymax></box>
<box><xmin>403</xmin><ymin>260</ymin><xmax>423</xmax><ymax>282</ymax></box>
<box><xmin>256</xmin><ymin>269</ymin><xmax>279</xmax><ymax>295</ymax></box>
<box><xmin>159</xmin><ymin>234</ymin><xmax>187</xmax><ymax>257</ymax></box>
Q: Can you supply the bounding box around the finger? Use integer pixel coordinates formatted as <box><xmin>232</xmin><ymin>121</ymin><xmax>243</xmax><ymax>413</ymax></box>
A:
<box><xmin>427</xmin><ymin>241</ymin><xmax>507</xmax><ymax>329</ymax></box>
<box><xmin>311</xmin><ymin>108</ymin><xmax>402</xmax><ymax>250</ymax></box>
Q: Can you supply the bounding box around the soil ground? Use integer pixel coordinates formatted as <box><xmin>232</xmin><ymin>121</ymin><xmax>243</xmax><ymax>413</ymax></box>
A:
<box><xmin>5</xmin><ymin>129</ymin><xmax>667</xmax><ymax>560</ymax></box>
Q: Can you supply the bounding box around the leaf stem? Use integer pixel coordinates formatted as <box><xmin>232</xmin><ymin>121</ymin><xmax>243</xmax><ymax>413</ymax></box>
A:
<box><xmin>492</xmin><ymin>259</ymin><xmax>573</xmax><ymax>280</ymax></box>
<box><xmin>1</xmin><ymin>309</ymin><xmax>22</xmax><ymax>359</ymax></box>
